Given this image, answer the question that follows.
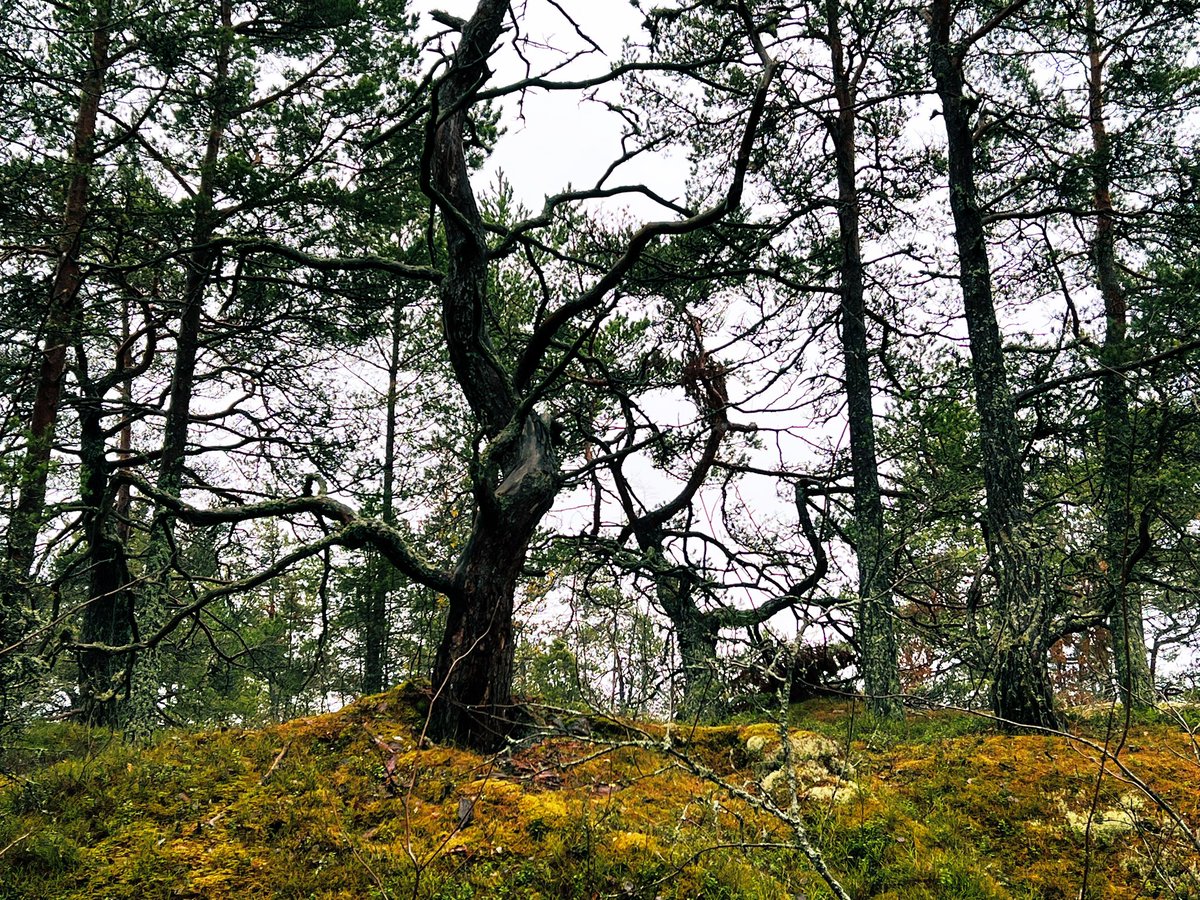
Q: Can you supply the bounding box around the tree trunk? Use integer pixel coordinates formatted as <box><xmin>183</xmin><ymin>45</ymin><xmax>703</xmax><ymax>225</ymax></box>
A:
<box><xmin>423</xmin><ymin>0</ymin><xmax>772</xmax><ymax>746</ymax></box>
<box><xmin>639</xmin><ymin>542</ymin><xmax>719</xmax><ymax>718</ymax></box>
<box><xmin>429</xmin><ymin>415</ymin><xmax>558</xmax><ymax>749</ymax></box>
<box><xmin>1086</xmin><ymin>0</ymin><xmax>1154</xmax><ymax>708</ymax></box>
<box><xmin>361</xmin><ymin>298</ymin><xmax>404</xmax><ymax>696</ymax></box>
<box><xmin>421</xmin><ymin>0</ymin><xmax>568</xmax><ymax>749</ymax></box>
<box><xmin>127</xmin><ymin>0</ymin><xmax>230</xmax><ymax>737</ymax></box>
<box><xmin>0</xmin><ymin>5</ymin><xmax>110</xmax><ymax>736</ymax></box>
<box><xmin>5</xmin><ymin>14</ymin><xmax>109</xmax><ymax>581</ymax></box>
<box><xmin>76</xmin><ymin>386</ymin><xmax>134</xmax><ymax>727</ymax></box>
<box><xmin>826</xmin><ymin>0</ymin><xmax>902</xmax><ymax>719</ymax></box>
<box><xmin>929</xmin><ymin>0</ymin><xmax>1061</xmax><ymax>729</ymax></box>
<box><xmin>990</xmin><ymin>630</ymin><xmax>1058</xmax><ymax>727</ymax></box>
<box><xmin>668</xmin><ymin>586</ymin><xmax>720</xmax><ymax>718</ymax></box>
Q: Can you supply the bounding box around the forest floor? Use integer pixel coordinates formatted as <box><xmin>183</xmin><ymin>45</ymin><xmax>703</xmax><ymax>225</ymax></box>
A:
<box><xmin>1</xmin><ymin>684</ymin><xmax>1199</xmax><ymax>899</ymax></box>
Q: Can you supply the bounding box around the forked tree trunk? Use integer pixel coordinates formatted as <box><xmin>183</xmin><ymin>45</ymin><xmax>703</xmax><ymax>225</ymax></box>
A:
<box><xmin>75</xmin><ymin>311</ymin><xmax>152</xmax><ymax>726</ymax></box>
<box><xmin>424</xmin><ymin>0</ymin><xmax>773</xmax><ymax>747</ymax></box>
<box><xmin>421</xmin><ymin>0</ymin><xmax>564</xmax><ymax>749</ymax></box>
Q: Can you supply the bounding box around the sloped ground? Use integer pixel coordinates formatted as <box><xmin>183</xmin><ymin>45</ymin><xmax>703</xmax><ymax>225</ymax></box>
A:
<box><xmin>1</xmin><ymin>686</ymin><xmax>1198</xmax><ymax>899</ymax></box>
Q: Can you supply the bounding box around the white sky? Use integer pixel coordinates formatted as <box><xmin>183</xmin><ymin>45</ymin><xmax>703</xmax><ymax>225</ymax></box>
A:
<box><xmin>413</xmin><ymin>0</ymin><xmax>687</xmax><ymax>212</ymax></box>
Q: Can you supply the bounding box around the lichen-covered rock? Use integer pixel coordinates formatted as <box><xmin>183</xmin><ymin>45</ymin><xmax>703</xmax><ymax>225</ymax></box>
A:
<box><xmin>745</xmin><ymin>734</ymin><xmax>769</xmax><ymax>756</ymax></box>
<box><xmin>1061</xmin><ymin>794</ymin><xmax>1145</xmax><ymax>844</ymax></box>
<box><xmin>743</xmin><ymin>728</ymin><xmax>856</xmax><ymax>804</ymax></box>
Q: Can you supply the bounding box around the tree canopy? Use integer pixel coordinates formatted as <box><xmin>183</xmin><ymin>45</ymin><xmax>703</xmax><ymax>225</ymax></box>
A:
<box><xmin>1</xmin><ymin>0</ymin><xmax>1199</xmax><ymax>753</ymax></box>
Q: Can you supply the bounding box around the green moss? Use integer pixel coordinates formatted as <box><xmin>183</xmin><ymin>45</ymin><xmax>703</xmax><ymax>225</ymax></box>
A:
<box><xmin>2</xmin><ymin>685</ymin><xmax>1198</xmax><ymax>898</ymax></box>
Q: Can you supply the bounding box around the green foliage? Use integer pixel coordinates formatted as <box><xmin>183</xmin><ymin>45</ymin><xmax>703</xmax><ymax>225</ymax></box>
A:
<box><xmin>517</xmin><ymin>636</ymin><xmax>586</xmax><ymax>708</ymax></box>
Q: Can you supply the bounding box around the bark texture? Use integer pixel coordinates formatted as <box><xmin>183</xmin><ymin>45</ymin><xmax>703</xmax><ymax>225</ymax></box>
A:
<box><xmin>1087</xmin><ymin>0</ymin><xmax>1154</xmax><ymax>707</ymax></box>
<box><xmin>929</xmin><ymin>0</ymin><xmax>1061</xmax><ymax>729</ymax></box>
<box><xmin>826</xmin><ymin>0</ymin><xmax>902</xmax><ymax>718</ymax></box>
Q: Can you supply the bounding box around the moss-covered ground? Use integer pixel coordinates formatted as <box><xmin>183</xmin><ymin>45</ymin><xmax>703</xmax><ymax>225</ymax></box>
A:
<box><xmin>2</xmin><ymin>687</ymin><xmax>1198</xmax><ymax>898</ymax></box>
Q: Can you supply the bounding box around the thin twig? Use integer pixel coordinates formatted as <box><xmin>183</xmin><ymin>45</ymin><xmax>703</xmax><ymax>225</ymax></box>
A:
<box><xmin>0</xmin><ymin>831</ymin><xmax>31</xmax><ymax>859</ymax></box>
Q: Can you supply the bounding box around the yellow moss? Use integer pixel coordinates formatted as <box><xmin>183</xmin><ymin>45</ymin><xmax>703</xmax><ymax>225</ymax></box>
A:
<box><xmin>738</xmin><ymin>722</ymin><xmax>780</xmax><ymax>745</ymax></box>
<box><xmin>607</xmin><ymin>830</ymin><xmax>664</xmax><ymax>855</ymax></box>
<box><xmin>6</xmin><ymin>691</ymin><xmax>1200</xmax><ymax>900</ymax></box>
<box><xmin>518</xmin><ymin>790</ymin><xmax>572</xmax><ymax>828</ymax></box>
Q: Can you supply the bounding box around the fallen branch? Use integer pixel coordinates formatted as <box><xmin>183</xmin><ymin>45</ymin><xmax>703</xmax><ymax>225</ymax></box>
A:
<box><xmin>259</xmin><ymin>742</ymin><xmax>290</xmax><ymax>786</ymax></box>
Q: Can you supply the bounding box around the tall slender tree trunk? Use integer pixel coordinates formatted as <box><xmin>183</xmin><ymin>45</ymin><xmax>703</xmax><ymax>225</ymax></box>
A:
<box><xmin>1086</xmin><ymin>0</ymin><xmax>1153</xmax><ymax>707</ymax></box>
<box><xmin>360</xmin><ymin>299</ymin><xmax>404</xmax><ymax>696</ymax></box>
<box><xmin>826</xmin><ymin>0</ymin><xmax>902</xmax><ymax>719</ymax></box>
<box><xmin>127</xmin><ymin>0</ymin><xmax>231</xmax><ymax>736</ymax></box>
<box><xmin>5</xmin><ymin>11</ymin><xmax>110</xmax><ymax>582</ymax></box>
<box><xmin>115</xmin><ymin>295</ymin><xmax>134</xmax><ymax>544</ymax></box>
<box><xmin>1</xmin><ymin>5</ymin><xmax>111</xmax><ymax>733</ymax></box>
<box><xmin>929</xmin><ymin>0</ymin><xmax>1061</xmax><ymax>729</ymax></box>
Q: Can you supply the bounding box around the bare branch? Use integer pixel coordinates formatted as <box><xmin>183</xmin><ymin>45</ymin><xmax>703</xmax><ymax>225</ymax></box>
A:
<box><xmin>117</xmin><ymin>473</ymin><xmax>455</xmax><ymax>594</ymax></box>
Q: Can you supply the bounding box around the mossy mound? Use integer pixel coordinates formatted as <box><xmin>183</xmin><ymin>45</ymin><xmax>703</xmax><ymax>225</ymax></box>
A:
<box><xmin>2</xmin><ymin>689</ymin><xmax>1198</xmax><ymax>898</ymax></box>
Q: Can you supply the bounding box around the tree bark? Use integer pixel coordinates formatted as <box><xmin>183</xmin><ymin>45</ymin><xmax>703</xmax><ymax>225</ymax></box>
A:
<box><xmin>429</xmin><ymin>416</ymin><xmax>559</xmax><ymax>748</ymax></box>
<box><xmin>929</xmin><ymin>0</ymin><xmax>1061</xmax><ymax>729</ymax></box>
<box><xmin>826</xmin><ymin>0</ymin><xmax>902</xmax><ymax>719</ymax></box>
<box><xmin>5</xmin><ymin>11</ymin><xmax>110</xmax><ymax>581</ymax></box>
<box><xmin>127</xmin><ymin>0</ymin><xmax>231</xmax><ymax>737</ymax></box>
<box><xmin>76</xmin><ymin>384</ymin><xmax>134</xmax><ymax>727</ymax></box>
<box><xmin>1086</xmin><ymin>0</ymin><xmax>1153</xmax><ymax>707</ymax></box>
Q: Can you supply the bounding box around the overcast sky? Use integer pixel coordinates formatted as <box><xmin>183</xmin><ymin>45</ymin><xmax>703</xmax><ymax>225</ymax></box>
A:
<box><xmin>412</xmin><ymin>0</ymin><xmax>686</xmax><ymax>213</ymax></box>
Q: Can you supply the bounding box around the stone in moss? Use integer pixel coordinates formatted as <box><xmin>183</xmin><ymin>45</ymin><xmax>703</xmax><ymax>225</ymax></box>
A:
<box><xmin>745</xmin><ymin>735</ymin><xmax>768</xmax><ymax>756</ymax></box>
<box><xmin>1062</xmin><ymin>794</ymin><xmax>1144</xmax><ymax>845</ymax></box>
